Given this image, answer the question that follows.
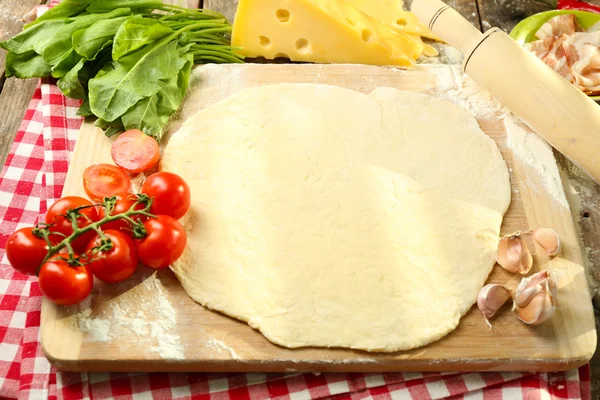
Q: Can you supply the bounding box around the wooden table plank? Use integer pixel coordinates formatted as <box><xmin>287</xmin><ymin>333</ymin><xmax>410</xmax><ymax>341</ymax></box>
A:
<box><xmin>476</xmin><ymin>0</ymin><xmax>551</xmax><ymax>32</ymax></box>
<box><xmin>167</xmin><ymin>0</ymin><xmax>201</xmax><ymax>7</ymax></box>
<box><xmin>0</xmin><ymin>79</ymin><xmax>39</xmax><ymax>167</ymax></box>
<box><xmin>0</xmin><ymin>0</ymin><xmax>46</xmax><ymax>167</ymax></box>
<box><xmin>204</xmin><ymin>0</ymin><xmax>237</xmax><ymax>21</ymax></box>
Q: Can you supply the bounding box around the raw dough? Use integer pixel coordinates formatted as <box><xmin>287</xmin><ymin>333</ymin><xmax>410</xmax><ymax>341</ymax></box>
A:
<box><xmin>162</xmin><ymin>84</ymin><xmax>511</xmax><ymax>352</ymax></box>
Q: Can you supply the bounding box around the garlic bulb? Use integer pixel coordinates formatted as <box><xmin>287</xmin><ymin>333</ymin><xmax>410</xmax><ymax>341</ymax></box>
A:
<box><xmin>496</xmin><ymin>232</ymin><xmax>533</xmax><ymax>274</ymax></box>
<box><xmin>477</xmin><ymin>284</ymin><xmax>512</xmax><ymax>328</ymax></box>
<box><xmin>532</xmin><ymin>228</ymin><xmax>561</xmax><ymax>257</ymax></box>
<box><xmin>513</xmin><ymin>270</ymin><xmax>557</xmax><ymax>325</ymax></box>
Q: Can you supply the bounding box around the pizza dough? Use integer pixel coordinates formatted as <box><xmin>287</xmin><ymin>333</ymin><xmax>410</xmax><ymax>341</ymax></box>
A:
<box><xmin>162</xmin><ymin>84</ymin><xmax>511</xmax><ymax>352</ymax></box>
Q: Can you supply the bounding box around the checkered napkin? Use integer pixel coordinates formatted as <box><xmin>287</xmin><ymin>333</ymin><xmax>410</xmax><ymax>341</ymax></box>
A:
<box><xmin>0</xmin><ymin>81</ymin><xmax>592</xmax><ymax>400</ymax></box>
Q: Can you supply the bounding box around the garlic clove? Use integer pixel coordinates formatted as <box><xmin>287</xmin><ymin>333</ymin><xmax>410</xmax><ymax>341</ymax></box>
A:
<box><xmin>514</xmin><ymin>269</ymin><xmax>550</xmax><ymax>307</ymax></box>
<box><xmin>513</xmin><ymin>270</ymin><xmax>557</xmax><ymax>325</ymax></box>
<box><xmin>532</xmin><ymin>228</ymin><xmax>561</xmax><ymax>257</ymax></box>
<box><xmin>517</xmin><ymin>290</ymin><xmax>555</xmax><ymax>325</ymax></box>
<box><xmin>477</xmin><ymin>284</ymin><xmax>512</xmax><ymax>328</ymax></box>
<box><xmin>496</xmin><ymin>233</ymin><xmax>533</xmax><ymax>274</ymax></box>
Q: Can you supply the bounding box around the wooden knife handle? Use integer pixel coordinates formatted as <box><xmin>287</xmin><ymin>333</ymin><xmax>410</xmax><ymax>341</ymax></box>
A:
<box><xmin>410</xmin><ymin>0</ymin><xmax>483</xmax><ymax>53</ymax></box>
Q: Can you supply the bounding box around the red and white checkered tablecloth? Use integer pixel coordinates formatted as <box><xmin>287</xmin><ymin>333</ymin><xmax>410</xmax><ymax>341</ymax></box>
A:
<box><xmin>0</xmin><ymin>79</ymin><xmax>592</xmax><ymax>399</ymax></box>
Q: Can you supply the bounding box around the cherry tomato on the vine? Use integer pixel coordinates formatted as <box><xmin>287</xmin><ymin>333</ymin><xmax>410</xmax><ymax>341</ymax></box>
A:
<box><xmin>111</xmin><ymin>129</ymin><xmax>160</xmax><ymax>174</ymax></box>
<box><xmin>86</xmin><ymin>230</ymin><xmax>138</xmax><ymax>283</ymax></box>
<box><xmin>141</xmin><ymin>172</ymin><xmax>190</xmax><ymax>220</ymax></box>
<box><xmin>135</xmin><ymin>215</ymin><xmax>186</xmax><ymax>269</ymax></box>
<box><xmin>46</xmin><ymin>196</ymin><xmax>99</xmax><ymax>253</ymax></box>
<box><xmin>83</xmin><ymin>164</ymin><xmax>131</xmax><ymax>201</ymax></box>
<box><xmin>6</xmin><ymin>227</ymin><xmax>49</xmax><ymax>275</ymax></box>
<box><xmin>98</xmin><ymin>193</ymin><xmax>146</xmax><ymax>235</ymax></box>
<box><xmin>38</xmin><ymin>257</ymin><xmax>93</xmax><ymax>305</ymax></box>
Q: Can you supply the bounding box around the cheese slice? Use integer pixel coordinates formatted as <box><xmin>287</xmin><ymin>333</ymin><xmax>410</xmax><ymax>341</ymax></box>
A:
<box><xmin>342</xmin><ymin>0</ymin><xmax>440</xmax><ymax>41</ymax></box>
<box><xmin>231</xmin><ymin>0</ymin><xmax>424</xmax><ymax>66</ymax></box>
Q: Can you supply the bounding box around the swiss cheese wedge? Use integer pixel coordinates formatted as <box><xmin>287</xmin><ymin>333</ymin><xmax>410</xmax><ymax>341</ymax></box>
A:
<box><xmin>231</xmin><ymin>0</ymin><xmax>425</xmax><ymax>66</ymax></box>
<box><xmin>343</xmin><ymin>0</ymin><xmax>440</xmax><ymax>41</ymax></box>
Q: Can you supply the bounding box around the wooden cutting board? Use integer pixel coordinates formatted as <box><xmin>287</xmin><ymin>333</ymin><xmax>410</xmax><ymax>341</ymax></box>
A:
<box><xmin>40</xmin><ymin>64</ymin><xmax>596</xmax><ymax>372</ymax></box>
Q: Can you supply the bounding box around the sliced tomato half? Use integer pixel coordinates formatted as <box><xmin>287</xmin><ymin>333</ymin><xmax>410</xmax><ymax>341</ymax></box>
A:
<box><xmin>83</xmin><ymin>164</ymin><xmax>131</xmax><ymax>201</ymax></box>
<box><xmin>111</xmin><ymin>129</ymin><xmax>160</xmax><ymax>174</ymax></box>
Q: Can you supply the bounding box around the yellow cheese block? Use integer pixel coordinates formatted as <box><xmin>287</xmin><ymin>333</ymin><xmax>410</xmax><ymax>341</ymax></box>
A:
<box><xmin>231</xmin><ymin>0</ymin><xmax>425</xmax><ymax>66</ymax></box>
<box><xmin>342</xmin><ymin>0</ymin><xmax>440</xmax><ymax>41</ymax></box>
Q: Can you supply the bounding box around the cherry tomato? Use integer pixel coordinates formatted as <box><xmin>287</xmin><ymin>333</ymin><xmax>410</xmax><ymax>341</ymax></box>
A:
<box><xmin>38</xmin><ymin>257</ymin><xmax>93</xmax><ymax>305</ymax></box>
<box><xmin>83</xmin><ymin>164</ymin><xmax>131</xmax><ymax>201</ymax></box>
<box><xmin>135</xmin><ymin>215</ymin><xmax>186</xmax><ymax>269</ymax></box>
<box><xmin>111</xmin><ymin>129</ymin><xmax>160</xmax><ymax>174</ymax></box>
<box><xmin>6</xmin><ymin>227</ymin><xmax>49</xmax><ymax>275</ymax></box>
<box><xmin>98</xmin><ymin>193</ymin><xmax>146</xmax><ymax>235</ymax></box>
<box><xmin>46</xmin><ymin>196</ymin><xmax>99</xmax><ymax>252</ymax></box>
<box><xmin>141</xmin><ymin>172</ymin><xmax>190</xmax><ymax>220</ymax></box>
<box><xmin>86</xmin><ymin>230</ymin><xmax>138</xmax><ymax>283</ymax></box>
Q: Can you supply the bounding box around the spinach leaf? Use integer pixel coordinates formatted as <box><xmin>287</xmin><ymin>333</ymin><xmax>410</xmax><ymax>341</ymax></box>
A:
<box><xmin>5</xmin><ymin>51</ymin><xmax>52</xmax><ymax>78</ymax></box>
<box><xmin>89</xmin><ymin>38</ymin><xmax>185</xmax><ymax>122</ymax></box>
<box><xmin>1</xmin><ymin>0</ymin><xmax>243</xmax><ymax>141</ymax></box>
<box><xmin>41</xmin><ymin>8</ymin><xmax>131</xmax><ymax>67</ymax></box>
<box><xmin>112</xmin><ymin>16</ymin><xmax>172</xmax><ymax>60</ymax></box>
<box><xmin>73</xmin><ymin>47</ymin><xmax>109</xmax><ymax>114</ymax></box>
<box><xmin>0</xmin><ymin>19</ymin><xmax>68</xmax><ymax>54</ymax></box>
<box><xmin>72</xmin><ymin>16</ymin><xmax>128</xmax><ymax>60</ymax></box>
<box><xmin>50</xmin><ymin>49</ymin><xmax>83</xmax><ymax>78</ymax></box>
<box><xmin>121</xmin><ymin>53</ymin><xmax>192</xmax><ymax>139</ymax></box>
<box><xmin>57</xmin><ymin>58</ymin><xmax>87</xmax><ymax>99</ymax></box>
<box><xmin>87</xmin><ymin>0</ymin><xmax>162</xmax><ymax>13</ymax></box>
<box><xmin>95</xmin><ymin>117</ymin><xmax>125</xmax><ymax>137</ymax></box>
<box><xmin>26</xmin><ymin>0</ymin><xmax>97</xmax><ymax>28</ymax></box>
<box><xmin>77</xmin><ymin>98</ymin><xmax>93</xmax><ymax>116</ymax></box>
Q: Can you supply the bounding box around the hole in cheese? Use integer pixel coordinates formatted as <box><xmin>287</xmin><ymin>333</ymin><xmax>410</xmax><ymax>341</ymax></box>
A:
<box><xmin>259</xmin><ymin>36</ymin><xmax>271</xmax><ymax>47</ymax></box>
<box><xmin>396</xmin><ymin>18</ymin><xmax>407</xmax><ymax>27</ymax></box>
<box><xmin>361</xmin><ymin>29</ymin><xmax>373</xmax><ymax>42</ymax></box>
<box><xmin>346</xmin><ymin>18</ymin><xmax>354</xmax><ymax>26</ymax></box>
<box><xmin>274</xmin><ymin>53</ymin><xmax>289</xmax><ymax>59</ymax></box>
<box><xmin>276</xmin><ymin>9</ymin><xmax>290</xmax><ymax>22</ymax></box>
<box><xmin>295</xmin><ymin>38</ymin><xmax>310</xmax><ymax>54</ymax></box>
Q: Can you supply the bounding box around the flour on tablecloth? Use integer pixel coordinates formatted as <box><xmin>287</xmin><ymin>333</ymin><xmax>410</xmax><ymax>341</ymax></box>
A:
<box><xmin>75</xmin><ymin>272</ymin><xmax>184</xmax><ymax>359</ymax></box>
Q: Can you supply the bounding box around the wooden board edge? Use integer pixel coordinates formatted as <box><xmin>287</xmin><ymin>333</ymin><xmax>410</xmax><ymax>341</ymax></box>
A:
<box><xmin>40</xmin><ymin>64</ymin><xmax>597</xmax><ymax>371</ymax></box>
<box><xmin>51</xmin><ymin>357</ymin><xmax>591</xmax><ymax>373</ymax></box>
<box><xmin>507</xmin><ymin>126</ymin><xmax>597</xmax><ymax>362</ymax></box>
<box><xmin>40</xmin><ymin>122</ymin><xmax>112</xmax><ymax>367</ymax></box>
<box><xmin>41</xmin><ymin>298</ymin><xmax>83</xmax><ymax>368</ymax></box>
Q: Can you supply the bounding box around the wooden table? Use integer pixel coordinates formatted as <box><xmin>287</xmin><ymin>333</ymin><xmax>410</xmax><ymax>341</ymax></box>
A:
<box><xmin>1</xmin><ymin>0</ymin><xmax>599</xmax><ymax>392</ymax></box>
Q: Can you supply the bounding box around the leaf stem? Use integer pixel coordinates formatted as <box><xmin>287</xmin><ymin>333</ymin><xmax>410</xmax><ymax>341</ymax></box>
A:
<box><xmin>37</xmin><ymin>196</ymin><xmax>155</xmax><ymax>268</ymax></box>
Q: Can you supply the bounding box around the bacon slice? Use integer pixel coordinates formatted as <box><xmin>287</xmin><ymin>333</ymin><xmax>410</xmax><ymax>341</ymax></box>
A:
<box><xmin>527</xmin><ymin>15</ymin><xmax>600</xmax><ymax>95</ymax></box>
<box><xmin>571</xmin><ymin>43</ymin><xmax>600</xmax><ymax>93</ymax></box>
<box><xmin>535</xmin><ymin>14</ymin><xmax>582</xmax><ymax>40</ymax></box>
<box><xmin>541</xmin><ymin>36</ymin><xmax>573</xmax><ymax>81</ymax></box>
<box><xmin>524</xmin><ymin>37</ymin><xmax>554</xmax><ymax>59</ymax></box>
